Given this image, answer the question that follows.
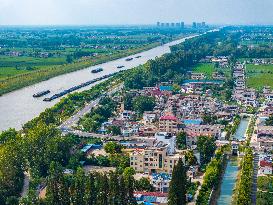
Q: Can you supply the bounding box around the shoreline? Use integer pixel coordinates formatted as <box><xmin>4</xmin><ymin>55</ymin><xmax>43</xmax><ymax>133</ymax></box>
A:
<box><xmin>0</xmin><ymin>42</ymin><xmax>161</xmax><ymax>96</ymax></box>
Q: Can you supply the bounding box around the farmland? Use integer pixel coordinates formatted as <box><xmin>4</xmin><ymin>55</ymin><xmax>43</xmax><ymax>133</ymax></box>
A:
<box><xmin>0</xmin><ymin>26</ymin><xmax>192</xmax><ymax>95</ymax></box>
<box><xmin>192</xmin><ymin>63</ymin><xmax>215</xmax><ymax>78</ymax></box>
<box><xmin>246</xmin><ymin>64</ymin><xmax>273</xmax><ymax>89</ymax></box>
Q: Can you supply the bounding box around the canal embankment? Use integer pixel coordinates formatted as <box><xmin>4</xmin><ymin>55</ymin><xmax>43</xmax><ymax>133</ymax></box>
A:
<box><xmin>213</xmin><ymin>116</ymin><xmax>251</xmax><ymax>205</ymax></box>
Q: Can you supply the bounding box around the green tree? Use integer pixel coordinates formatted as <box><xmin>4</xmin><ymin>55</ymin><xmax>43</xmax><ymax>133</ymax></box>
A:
<box><xmin>185</xmin><ymin>150</ymin><xmax>197</xmax><ymax>166</ymax></box>
<box><xmin>265</xmin><ymin>115</ymin><xmax>273</xmax><ymax>126</ymax></box>
<box><xmin>168</xmin><ymin>158</ymin><xmax>187</xmax><ymax>205</ymax></box>
<box><xmin>123</xmin><ymin>167</ymin><xmax>136</xmax><ymax>178</ymax></box>
<box><xmin>125</xmin><ymin>174</ymin><xmax>137</xmax><ymax>205</ymax></box>
<box><xmin>109</xmin><ymin>171</ymin><xmax>120</xmax><ymax>205</ymax></box>
<box><xmin>132</xmin><ymin>96</ymin><xmax>156</xmax><ymax>115</ymax></box>
<box><xmin>0</xmin><ymin>128</ymin><xmax>17</xmax><ymax>144</ymax></box>
<box><xmin>197</xmin><ymin>136</ymin><xmax>216</xmax><ymax>165</ymax></box>
<box><xmin>107</xmin><ymin>126</ymin><xmax>121</xmax><ymax>136</ymax></box>
<box><xmin>66</xmin><ymin>55</ymin><xmax>73</xmax><ymax>63</ymax></box>
<box><xmin>202</xmin><ymin>114</ymin><xmax>217</xmax><ymax>125</ymax></box>
<box><xmin>96</xmin><ymin>174</ymin><xmax>109</xmax><ymax>205</ymax></box>
<box><xmin>84</xmin><ymin>173</ymin><xmax>96</xmax><ymax>205</ymax></box>
<box><xmin>176</xmin><ymin>132</ymin><xmax>187</xmax><ymax>149</ymax></box>
<box><xmin>71</xmin><ymin>168</ymin><xmax>85</xmax><ymax>205</ymax></box>
<box><xmin>104</xmin><ymin>142</ymin><xmax>123</xmax><ymax>154</ymax></box>
<box><xmin>135</xmin><ymin>177</ymin><xmax>154</xmax><ymax>192</ymax></box>
<box><xmin>46</xmin><ymin>161</ymin><xmax>69</xmax><ymax>205</ymax></box>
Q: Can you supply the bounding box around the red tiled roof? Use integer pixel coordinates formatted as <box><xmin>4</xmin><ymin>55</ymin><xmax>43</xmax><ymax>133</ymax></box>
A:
<box><xmin>134</xmin><ymin>191</ymin><xmax>168</xmax><ymax>197</ymax></box>
<box><xmin>260</xmin><ymin>160</ymin><xmax>272</xmax><ymax>167</ymax></box>
<box><xmin>159</xmin><ymin>115</ymin><xmax>177</xmax><ymax>121</ymax></box>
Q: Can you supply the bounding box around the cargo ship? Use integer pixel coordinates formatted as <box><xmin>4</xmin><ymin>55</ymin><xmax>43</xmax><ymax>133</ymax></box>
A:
<box><xmin>43</xmin><ymin>72</ymin><xmax>121</xmax><ymax>102</ymax></box>
<box><xmin>91</xmin><ymin>67</ymin><xmax>103</xmax><ymax>73</ymax></box>
<box><xmin>125</xmin><ymin>57</ymin><xmax>133</xmax><ymax>61</ymax></box>
<box><xmin>33</xmin><ymin>90</ymin><xmax>50</xmax><ymax>98</ymax></box>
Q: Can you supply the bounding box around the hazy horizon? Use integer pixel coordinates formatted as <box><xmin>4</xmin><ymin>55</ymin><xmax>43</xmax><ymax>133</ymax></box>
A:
<box><xmin>0</xmin><ymin>0</ymin><xmax>273</xmax><ymax>26</ymax></box>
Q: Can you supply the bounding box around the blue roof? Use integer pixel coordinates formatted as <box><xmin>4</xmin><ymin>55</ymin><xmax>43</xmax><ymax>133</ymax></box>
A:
<box><xmin>159</xmin><ymin>85</ymin><xmax>173</xmax><ymax>91</ymax></box>
<box><xmin>81</xmin><ymin>144</ymin><xmax>102</xmax><ymax>153</ymax></box>
<box><xmin>152</xmin><ymin>173</ymin><xmax>171</xmax><ymax>180</ymax></box>
<box><xmin>144</xmin><ymin>202</ymin><xmax>154</xmax><ymax>205</ymax></box>
<box><xmin>183</xmin><ymin>119</ymin><xmax>202</xmax><ymax>125</ymax></box>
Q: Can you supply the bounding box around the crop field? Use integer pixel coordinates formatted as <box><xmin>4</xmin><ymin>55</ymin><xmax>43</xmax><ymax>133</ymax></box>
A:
<box><xmin>192</xmin><ymin>63</ymin><xmax>215</xmax><ymax>78</ymax></box>
<box><xmin>246</xmin><ymin>64</ymin><xmax>273</xmax><ymax>89</ymax></box>
<box><xmin>0</xmin><ymin>26</ymin><xmax>193</xmax><ymax>95</ymax></box>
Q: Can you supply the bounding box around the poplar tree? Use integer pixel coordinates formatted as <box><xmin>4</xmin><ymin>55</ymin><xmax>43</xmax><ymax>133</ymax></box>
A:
<box><xmin>84</xmin><ymin>173</ymin><xmax>96</xmax><ymax>205</ymax></box>
<box><xmin>168</xmin><ymin>158</ymin><xmax>187</xmax><ymax>205</ymax></box>
<box><xmin>118</xmin><ymin>175</ymin><xmax>127</xmax><ymax>205</ymax></box>
<box><xmin>109</xmin><ymin>171</ymin><xmax>120</xmax><ymax>205</ymax></box>
<box><xmin>125</xmin><ymin>174</ymin><xmax>137</xmax><ymax>205</ymax></box>
<box><xmin>71</xmin><ymin>168</ymin><xmax>85</xmax><ymax>205</ymax></box>
<box><xmin>46</xmin><ymin>162</ymin><xmax>63</xmax><ymax>205</ymax></box>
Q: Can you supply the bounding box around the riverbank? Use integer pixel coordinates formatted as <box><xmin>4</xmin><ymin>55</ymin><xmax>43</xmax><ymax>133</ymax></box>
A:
<box><xmin>0</xmin><ymin>42</ymin><xmax>163</xmax><ymax>96</ymax></box>
<box><xmin>216</xmin><ymin>156</ymin><xmax>239</xmax><ymax>205</ymax></box>
<box><xmin>0</xmin><ymin>35</ymin><xmax>195</xmax><ymax>131</ymax></box>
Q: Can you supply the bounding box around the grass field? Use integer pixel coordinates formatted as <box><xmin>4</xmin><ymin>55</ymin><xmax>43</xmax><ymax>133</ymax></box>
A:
<box><xmin>192</xmin><ymin>63</ymin><xmax>215</xmax><ymax>78</ymax></box>
<box><xmin>246</xmin><ymin>64</ymin><xmax>273</xmax><ymax>89</ymax></box>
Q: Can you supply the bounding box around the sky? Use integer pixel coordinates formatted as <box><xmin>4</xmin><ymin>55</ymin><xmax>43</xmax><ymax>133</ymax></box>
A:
<box><xmin>0</xmin><ymin>0</ymin><xmax>273</xmax><ymax>25</ymax></box>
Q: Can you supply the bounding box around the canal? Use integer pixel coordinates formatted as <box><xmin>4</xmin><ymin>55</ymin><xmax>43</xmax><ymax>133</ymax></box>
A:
<box><xmin>0</xmin><ymin>35</ymin><xmax>196</xmax><ymax>131</ymax></box>
<box><xmin>233</xmin><ymin>118</ymin><xmax>250</xmax><ymax>141</ymax></box>
<box><xmin>216</xmin><ymin>159</ymin><xmax>238</xmax><ymax>205</ymax></box>
<box><xmin>216</xmin><ymin>117</ymin><xmax>250</xmax><ymax>205</ymax></box>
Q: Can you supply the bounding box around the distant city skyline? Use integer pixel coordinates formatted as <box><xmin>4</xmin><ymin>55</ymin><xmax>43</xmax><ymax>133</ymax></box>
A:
<box><xmin>0</xmin><ymin>0</ymin><xmax>273</xmax><ymax>25</ymax></box>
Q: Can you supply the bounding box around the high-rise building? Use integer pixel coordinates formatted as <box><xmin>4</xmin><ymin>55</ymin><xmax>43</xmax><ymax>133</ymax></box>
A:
<box><xmin>192</xmin><ymin>22</ymin><xmax>197</xmax><ymax>28</ymax></box>
<box><xmin>161</xmin><ymin>23</ymin><xmax>165</xmax><ymax>27</ymax></box>
<box><xmin>202</xmin><ymin>22</ymin><xmax>206</xmax><ymax>27</ymax></box>
<box><xmin>166</xmin><ymin>23</ymin><xmax>170</xmax><ymax>27</ymax></box>
<box><xmin>171</xmin><ymin>23</ymin><xmax>175</xmax><ymax>27</ymax></box>
<box><xmin>181</xmin><ymin>22</ymin><xmax>185</xmax><ymax>28</ymax></box>
<box><xmin>176</xmin><ymin>23</ymin><xmax>181</xmax><ymax>27</ymax></box>
<box><xmin>157</xmin><ymin>22</ymin><xmax>160</xmax><ymax>27</ymax></box>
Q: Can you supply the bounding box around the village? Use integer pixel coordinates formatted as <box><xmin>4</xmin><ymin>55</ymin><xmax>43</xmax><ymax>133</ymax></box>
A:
<box><xmin>56</xmin><ymin>56</ymin><xmax>273</xmax><ymax>204</ymax></box>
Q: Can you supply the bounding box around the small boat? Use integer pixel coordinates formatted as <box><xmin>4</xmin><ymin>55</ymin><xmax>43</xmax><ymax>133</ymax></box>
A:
<box><xmin>135</xmin><ymin>55</ymin><xmax>142</xmax><ymax>58</ymax></box>
<box><xmin>91</xmin><ymin>68</ymin><xmax>103</xmax><ymax>73</ymax></box>
<box><xmin>117</xmin><ymin>65</ymin><xmax>125</xmax><ymax>69</ymax></box>
<box><xmin>43</xmin><ymin>97</ymin><xmax>51</xmax><ymax>102</ymax></box>
<box><xmin>33</xmin><ymin>90</ymin><xmax>50</xmax><ymax>98</ymax></box>
<box><xmin>125</xmin><ymin>58</ymin><xmax>133</xmax><ymax>61</ymax></box>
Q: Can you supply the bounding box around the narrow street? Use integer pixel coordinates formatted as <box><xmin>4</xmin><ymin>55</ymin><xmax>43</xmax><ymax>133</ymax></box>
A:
<box><xmin>59</xmin><ymin>84</ymin><xmax>123</xmax><ymax>131</ymax></box>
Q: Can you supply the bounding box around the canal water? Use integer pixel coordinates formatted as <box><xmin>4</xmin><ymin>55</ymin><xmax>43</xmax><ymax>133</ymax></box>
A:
<box><xmin>233</xmin><ymin>118</ymin><xmax>250</xmax><ymax>141</ymax></box>
<box><xmin>0</xmin><ymin>35</ymin><xmax>197</xmax><ymax>131</ymax></box>
<box><xmin>216</xmin><ymin>160</ymin><xmax>239</xmax><ymax>205</ymax></box>
<box><xmin>217</xmin><ymin>118</ymin><xmax>249</xmax><ymax>205</ymax></box>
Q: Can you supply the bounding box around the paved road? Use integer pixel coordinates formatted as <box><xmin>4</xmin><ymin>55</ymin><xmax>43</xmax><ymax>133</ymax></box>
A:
<box><xmin>251</xmin><ymin>153</ymin><xmax>259</xmax><ymax>205</ymax></box>
<box><xmin>60</xmin><ymin>84</ymin><xmax>123</xmax><ymax>130</ymax></box>
<box><xmin>60</xmin><ymin>99</ymin><xmax>100</xmax><ymax>130</ymax></box>
<box><xmin>61</xmin><ymin>129</ymin><xmax>125</xmax><ymax>141</ymax></box>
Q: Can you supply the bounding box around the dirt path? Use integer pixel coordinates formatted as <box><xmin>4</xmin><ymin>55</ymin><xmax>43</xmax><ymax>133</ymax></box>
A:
<box><xmin>20</xmin><ymin>172</ymin><xmax>30</xmax><ymax>198</ymax></box>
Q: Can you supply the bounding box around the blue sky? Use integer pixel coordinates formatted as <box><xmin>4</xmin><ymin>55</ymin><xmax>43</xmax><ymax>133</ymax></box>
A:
<box><xmin>0</xmin><ymin>0</ymin><xmax>273</xmax><ymax>25</ymax></box>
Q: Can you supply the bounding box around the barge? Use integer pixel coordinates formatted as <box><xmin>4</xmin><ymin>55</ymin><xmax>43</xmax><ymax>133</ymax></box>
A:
<box><xmin>91</xmin><ymin>67</ymin><xmax>103</xmax><ymax>73</ymax></box>
<box><xmin>43</xmin><ymin>72</ymin><xmax>123</xmax><ymax>102</ymax></box>
<box><xmin>33</xmin><ymin>90</ymin><xmax>50</xmax><ymax>98</ymax></box>
<box><xmin>125</xmin><ymin>57</ymin><xmax>133</xmax><ymax>61</ymax></box>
